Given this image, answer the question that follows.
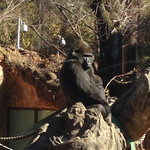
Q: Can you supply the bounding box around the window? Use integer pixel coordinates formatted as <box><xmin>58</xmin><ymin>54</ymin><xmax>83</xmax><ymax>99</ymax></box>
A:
<box><xmin>8</xmin><ymin>108</ymin><xmax>55</xmax><ymax>150</ymax></box>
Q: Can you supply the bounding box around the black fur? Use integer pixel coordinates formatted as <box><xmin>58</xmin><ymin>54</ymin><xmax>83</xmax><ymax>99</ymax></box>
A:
<box><xmin>60</xmin><ymin>40</ymin><xmax>111</xmax><ymax>120</ymax></box>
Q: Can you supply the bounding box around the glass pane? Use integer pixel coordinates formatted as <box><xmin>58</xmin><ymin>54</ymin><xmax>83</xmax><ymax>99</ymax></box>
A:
<box><xmin>38</xmin><ymin>110</ymin><xmax>55</xmax><ymax>121</ymax></box>
<box><xmin>8</xmin><ymin>109</ymin><xmax>34</xmax><ymax>150</ymax></box>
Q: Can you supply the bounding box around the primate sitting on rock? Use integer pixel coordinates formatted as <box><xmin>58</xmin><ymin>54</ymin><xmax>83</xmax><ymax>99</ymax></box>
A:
<box><xmin>60</xmin><ymin>39</ymin><xmax>111</xmax><ymax>123</ymax></box>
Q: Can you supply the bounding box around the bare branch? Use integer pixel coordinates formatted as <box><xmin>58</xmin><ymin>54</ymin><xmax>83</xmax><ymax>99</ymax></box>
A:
<box><xmin>54</xmin><ymin>3</ymin><xmax>97</xmax><ymax>34</ymax></box>
<box><xmin>55</xmin><ymin>4</ymin><xmax>82</xmax><ymax>40</ymax></box>
<box><xmin>104</xmin><ymin>69</ymin><xmax>136</xmax><ymax>92</ymax></box>
<box><xmin>31</xmin><ymin>25</ymin><xmax>67</xmax><ymax>57</ymax></box>
<box><xmin>0</xmin><ymin>0</ymin><xmax>25</xmax><ymax>20</ymax></box>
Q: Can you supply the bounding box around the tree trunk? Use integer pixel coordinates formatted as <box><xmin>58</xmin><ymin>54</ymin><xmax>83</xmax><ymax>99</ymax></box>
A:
<box><xmin>91</xmin><ymin>0</ymin><xmax>139</xmax><ymax>97</ymax></box>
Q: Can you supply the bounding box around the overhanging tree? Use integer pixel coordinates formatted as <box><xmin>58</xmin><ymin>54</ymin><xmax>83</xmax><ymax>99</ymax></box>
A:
<box><xmin>90</xmin><ymin>0</ymin><xmax>149</xmax><ymax>97</ymax></box>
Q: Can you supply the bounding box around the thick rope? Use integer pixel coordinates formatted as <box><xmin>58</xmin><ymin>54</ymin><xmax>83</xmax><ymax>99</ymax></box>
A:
<box><xmin>0</xmin><ymin>129</ymin><xmax>39</xmax><ymax>141</ymax></box>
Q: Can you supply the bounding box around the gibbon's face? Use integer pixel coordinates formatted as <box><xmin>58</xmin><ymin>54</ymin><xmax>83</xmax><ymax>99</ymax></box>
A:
<box><xmin>71</xmin><ymin>40</ymin><xmax>94</xmax><ymax>70</ymax></box>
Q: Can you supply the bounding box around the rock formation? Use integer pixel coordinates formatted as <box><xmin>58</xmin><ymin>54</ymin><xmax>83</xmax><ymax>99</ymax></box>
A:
<box><xmin>24</xmin><ymin>68</ymin><xmax>150</xmax><ymax>150</ymax></box>
<box><xmin>25</xmin><ymin>102</ymin><xmax>126</xmax><ymax>150</ymax></box>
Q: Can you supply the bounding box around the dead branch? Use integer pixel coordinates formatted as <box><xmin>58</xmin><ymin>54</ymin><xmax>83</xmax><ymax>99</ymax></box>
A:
<box><xmin>0</xmin><ymin>0</ymin><xmax>25</xmax><ymax>20</ymax></box>
<box><xmin>104</xmin><ymin>69</ymin><xmax>136</xmax><ymax>92</ymax></box>
<box><xmin>31</xmin><ymin>25</ymin><xmax>66</xmax><ymax>57</ymax></box>
<box><xmin>55</xmin><ymin>4</ymin><xmax>82</xmax><ymax>40</ymax></box>
<box><xmin>54</xmin><ymin>3</ymin><xmax>97</xmax><ymax>34</ymax></box>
